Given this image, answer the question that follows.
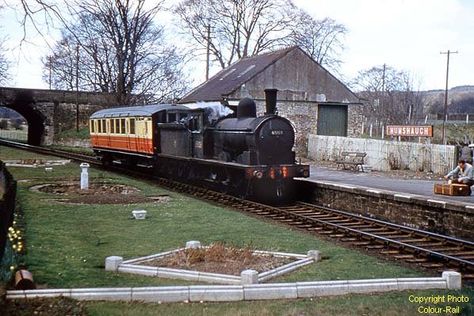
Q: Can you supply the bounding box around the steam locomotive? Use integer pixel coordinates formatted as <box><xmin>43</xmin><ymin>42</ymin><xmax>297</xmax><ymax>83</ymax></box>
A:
<box><xmin>89</xmin><ymin>89</ymin><xmax>309</xmax><ymax>204</ymax></box>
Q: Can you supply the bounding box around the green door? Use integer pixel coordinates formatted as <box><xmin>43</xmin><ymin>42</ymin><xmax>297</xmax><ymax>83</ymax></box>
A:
<box><xmin>317</xmin><ymin>104</ymin><xmax>348</xmax><ymax>136</ymax></box>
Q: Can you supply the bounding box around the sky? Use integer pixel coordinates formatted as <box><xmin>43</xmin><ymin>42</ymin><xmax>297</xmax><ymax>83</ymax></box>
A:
<box><xmin>1</xmin><ymin>0</ymin><xmax>473</xmax><ymax>91</ymax></box>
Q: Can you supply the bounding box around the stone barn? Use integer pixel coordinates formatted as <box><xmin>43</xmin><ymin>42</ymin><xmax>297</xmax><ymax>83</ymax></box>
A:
<box><xmin>179</xmin><ymin>46</ymin><xmax>362</xmax><ymax>154</ymax></box>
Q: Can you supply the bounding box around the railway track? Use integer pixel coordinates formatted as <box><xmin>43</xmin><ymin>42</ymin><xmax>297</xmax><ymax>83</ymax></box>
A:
<box><xmin>1</xmin><ymin>138</ymin><xmax>474</xmax><ymax>280</ymax></box>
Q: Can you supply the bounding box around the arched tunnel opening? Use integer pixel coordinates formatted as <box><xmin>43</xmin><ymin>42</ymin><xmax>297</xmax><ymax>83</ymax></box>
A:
<box><xmin>0</xmin><ymin>107</ymin><xmax>29</xmax><ymax>142</ymax></box>
<box><xmin>0</xmin><ymin>91</ymin><xmax>46</xmax><ymax>146</ymax></box>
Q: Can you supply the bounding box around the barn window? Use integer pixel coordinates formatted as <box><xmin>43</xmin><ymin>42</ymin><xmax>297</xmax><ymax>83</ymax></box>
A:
<box><xmin>129</xmin><ymin>118</ymin><xmax>135</xmax><ymax>134</ymax></box>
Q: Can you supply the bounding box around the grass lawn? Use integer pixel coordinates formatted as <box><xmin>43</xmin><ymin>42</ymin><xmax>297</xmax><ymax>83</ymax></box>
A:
<box><xmin>1</xmin><ymin>146</ymin><xmax>472</xmax><ymax>315</ymax></box>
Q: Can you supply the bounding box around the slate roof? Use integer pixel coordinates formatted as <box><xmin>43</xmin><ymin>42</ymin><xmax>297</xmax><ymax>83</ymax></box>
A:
<box><xmin>90</xmin><ymin>104</ymin><xmax>189</xmax><ymax>118</ymax></box>
<box><xmin>179</xmin><ymin>46</ymin><xmax>296</xmax><ymax>104</ymax></box>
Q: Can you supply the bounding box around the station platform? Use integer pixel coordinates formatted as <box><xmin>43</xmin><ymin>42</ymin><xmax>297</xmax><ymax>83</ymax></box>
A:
<box><xmin>303</xmin><ymin>165</ymin><xmax>473</xmax><ymax>207</ymax></box>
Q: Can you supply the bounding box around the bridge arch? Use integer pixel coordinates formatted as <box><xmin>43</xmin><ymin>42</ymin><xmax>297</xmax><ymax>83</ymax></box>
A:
<box><xmin>1</xmin><ymin>90</ymin><xmax>46</xmax><ymax>145</ymax></box>
<box><xmin>0</xmin><ymin>87</ymin><xmax>116</xmax><ymax>146</ymax></box>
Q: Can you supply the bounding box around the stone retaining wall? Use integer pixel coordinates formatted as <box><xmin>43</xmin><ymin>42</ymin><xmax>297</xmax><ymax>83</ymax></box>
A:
<box><xmin>299</xmin><ymin>180</ymin><xmax>473</xmax><ymax>241</ymax></box>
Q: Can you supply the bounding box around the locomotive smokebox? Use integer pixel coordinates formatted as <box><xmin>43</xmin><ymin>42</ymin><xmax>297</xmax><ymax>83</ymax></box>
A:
<box><xmin>264</xmin><ymin>89</ymin><xmax>278</xmax><ymax>115</ymax></box>
<box><xmin>237</xmin><ymin>97</ymin><xmax>257</xmax><ymax>119</ymax></box>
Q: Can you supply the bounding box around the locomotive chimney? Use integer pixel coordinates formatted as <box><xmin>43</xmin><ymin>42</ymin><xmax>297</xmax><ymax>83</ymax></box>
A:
<box><xmin>264</xmin><ymin>89</ymin><xmax>278</xmax><ymax>115</ymax></box>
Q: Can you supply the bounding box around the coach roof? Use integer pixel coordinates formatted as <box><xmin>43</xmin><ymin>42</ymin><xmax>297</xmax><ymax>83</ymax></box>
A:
<box><xmin>90</xmin><ymin>104</ymin><xmax>190</xmax><ymax>119</ymax></box>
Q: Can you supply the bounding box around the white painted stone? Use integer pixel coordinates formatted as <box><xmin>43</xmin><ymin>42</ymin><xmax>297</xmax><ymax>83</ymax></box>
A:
<box><xmin>185</xmin><ymin>240</ymin><xmax>201</xmax><ymax>249</ymax></box>
<box><xmin>105</xmin><ymin>256</ymin><xmax>123</xmax><ymax>271</ymax></box>
<box><xmin>347</xmin><ymin>279</ymin><xmax>398</xmax><ymax>293</ymax></box>
<box><xmin>244</xmin><ymin>283</ymin><xmax>297</xmax><ymax>300</ymax></box>
<box><xmin>123</xmin><ymin>248</ymin><xmax>185</xmax><ymax>264</ymax></box>
<box><xmin>252</xmin><ymin>250</ymin><xmax>307</xmax><ymax>259</ymax></box>
<box><xmin>241</xmin><ymin>270</ymin><xmax>258</xmax><ymax>285</ymax></box>
<box><xmin>258</xmin><ymin>259</ymin><xmax>314</xmax><ymax>282</ymax></box>
<box><xmin>442</xmin><ymin>271</ymin><xmax>462</xmax><ymax>289</ymax></box>
<box><xmin>297</xmin><ymin>281</ymin><xmax>349</xmax><ymax>297</ymax></box>
<box><xmin>307</xmin><ymin>250</ymin><xmax>321</xmax><ymax>262</ymax></box>
<box><xmin>394</xmin><ymin>194</ymin><xmax>412</xmax><ymax>202</ymax></box>
<box><xmin>44</xmin><ymin>167</ymin><xmax>53</xmax><ymax>172</ymax></box>
<box><xmin>189</xmin><ymin>285</ymin><xmax>244</xmax><ymax>302</ymax></box>
<box><xmin>132</xmin><ymin>210</ymin><xmax>147</xmax><ymax>220</ymax></box>
<box><xmin>427</xmin><ymin>200</ymin><xmax>447</xmax><ymax>208</ymax></box>
<box><xmin>366</xmin><ymin>189</ymin><xmax>381</xmax><ymax>195</ymax></box>
<box><xmin>132</xmin><ymin>286</ymin><xmax>189</xmax><ymax>303</ymax></box>
<box><xmin>158</xmin><ymin>267</ymin><xmax>200</xmax><ymax>281</ymax></box>
<box><xmin>80</xmin><ymin>163</ymin><xmax>90</xmax><ymax>190</ymax></box>
<box><xmin>25</xmin><ymin>289</ymin><xmax>72</xmax><ymax>298</ymax></box>
<box><xmin>397</xmin><ymin>278</ymin><xmax>446</xmax><ymax>290</ymax></box>
<box><xmin>197</xmin><ymin>272</ymin><xmax>241</xmax><ymax>284</ymax></box>
<box><xmin>118</xmin><ymin>265</ymin><xmax>158</xmax><ymax>276</ymax></box>
<box><xmin>71</xmin><ymin>288</ymin><xmax>132</xmax><ymax>301</ymax></box>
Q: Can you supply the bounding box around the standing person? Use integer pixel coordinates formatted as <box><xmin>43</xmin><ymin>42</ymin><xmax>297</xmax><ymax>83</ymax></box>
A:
<box><xmin>444</xmin><ymin>159</ymin><xmax>474</xmax><ymax>195</ymax></box>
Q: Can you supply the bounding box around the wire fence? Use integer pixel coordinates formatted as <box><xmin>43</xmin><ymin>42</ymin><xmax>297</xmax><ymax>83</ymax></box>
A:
<box><xmin>0</xmin><ymin>130</ymin><xmax>28</xmax><ymax>141</ymax></box>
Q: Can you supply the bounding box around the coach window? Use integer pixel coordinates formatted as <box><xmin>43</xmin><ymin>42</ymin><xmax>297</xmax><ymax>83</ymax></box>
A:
<box><xmin>115</xmin><ymin>119</ymin><xmax>120</xmax><ymax>134</ymax></box>
<box><xmin>102</xmin><ymin>120</ymin><xmax>106</xmax><ymax>134</ymax></box>
<box><xmin>120</xmin><ymin>119</ymin><xmax>126</xmax><ymax>134</ymax></box>
<box><xmin>90</xmin><ymin>120</ymin><xmax>95</xmax><ymax>133</ymax></box>
<box><xmin>129</xmin><ymin>118</ymin><xmax>135</xmax><ymax>134</ymax></box>
<box><xmin>110</xmin><ymin>119</ymin><xmax>115</xmax><ymax>133</ymax></box>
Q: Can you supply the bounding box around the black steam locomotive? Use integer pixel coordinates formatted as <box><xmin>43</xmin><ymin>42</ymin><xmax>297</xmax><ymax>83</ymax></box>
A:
<box><xmin>90</xmin><ymin>89</ymin><xmax>309</xmax><ymax>204</ymax></box>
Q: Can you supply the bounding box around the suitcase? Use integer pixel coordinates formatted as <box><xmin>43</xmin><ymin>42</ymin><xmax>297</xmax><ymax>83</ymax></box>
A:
<box><xmin>433</xmin><ymin>183</ymin><xmax>470</xmax><ymax>196</ymax></box>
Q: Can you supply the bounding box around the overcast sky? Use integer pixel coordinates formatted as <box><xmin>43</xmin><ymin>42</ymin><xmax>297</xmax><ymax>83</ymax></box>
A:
<box><xmin>1</xmin><ymin>0</ymin><xmax>473</xmax><ymax>91</ymax></box>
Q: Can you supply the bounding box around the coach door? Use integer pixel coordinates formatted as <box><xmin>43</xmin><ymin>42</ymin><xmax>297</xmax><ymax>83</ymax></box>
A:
<box><xmin>317</xmin><ymin>104</ymin><xmax>348</xmax><ymax>136</ymax></box>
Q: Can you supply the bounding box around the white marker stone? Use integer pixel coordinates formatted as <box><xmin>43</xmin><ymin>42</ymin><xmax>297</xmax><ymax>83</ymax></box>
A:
<box><xmin>80</xmin><ymin>163</ymin><xmax>90</xmax><ymax>190</ymax></box>
<box><xmin>185</xmin><ymin>241</ymin><xmax>201</xmax><ymax>249</ymax></box>
<box><xmin>241</xmin><ymin>269</ymin><xmax>259</xmax><ymax>284</ymax></box>
<box><xmin>105</xmin><ymin>256</ymin><xmax>123</xmax><ymax>272</ymax></box>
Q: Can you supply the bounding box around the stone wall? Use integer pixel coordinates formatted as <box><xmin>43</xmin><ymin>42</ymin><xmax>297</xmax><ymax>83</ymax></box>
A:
<box><xmin>299</xmin><ymin>181</ymin><xmax>473</xmax><ymax>241</ymax></box>
<box><xmin>53</xmin><ymin>103</ymin><xmax>102</xmax><ymax>135</ymax></box>
<box><xmin>308</xmin><ymin>135</ymin><xmax>456</xmax><ymax>174</ymax></box>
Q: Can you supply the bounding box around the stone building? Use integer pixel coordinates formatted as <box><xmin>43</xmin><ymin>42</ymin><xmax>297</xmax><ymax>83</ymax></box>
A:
<box><xmin>179</xmin><ymin>46</ymin><xmax>363</xmax><ymax>154</ymax></box>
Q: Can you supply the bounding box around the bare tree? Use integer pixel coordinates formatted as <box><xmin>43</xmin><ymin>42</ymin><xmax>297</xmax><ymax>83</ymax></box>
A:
<box><xmin>351</xmin><ymin>65</ymin><xmax>424</xmax><ymax>126</ymax></box>
<box><xmin>0</xmin><ymin>40</ymin><xmax>9</xmax><ymax>85</ymax></box>
<box><xmin>0</xmin><ymin>4</ymin><xmax>10</xmax><ymax>84</ymax></box>
<box><xmin>42</xmin><ymin>0</ymin><xmax>189</xmax><ymax>104</ymax></box>
<box><xmin>174</xmin><ymin>0</ymin><xmax>296</xmax><ymax>69</ymax></box>
<box><xmin>287</xmin><ymin>10</ymin><xmax>347</xmax><ymax>72</ymax></box>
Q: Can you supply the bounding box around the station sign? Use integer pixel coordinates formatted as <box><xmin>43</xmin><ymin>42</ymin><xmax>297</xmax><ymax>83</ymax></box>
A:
<box><xmin>386</xmin><ymin>125</ymin><xmax>433</xmax><ymax>137</ymax></box>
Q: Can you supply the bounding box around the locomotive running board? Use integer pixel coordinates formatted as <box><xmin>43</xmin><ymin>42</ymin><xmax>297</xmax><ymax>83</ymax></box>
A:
<box><xmin>156</xmin><ymin>153</ymin><xmax>307</xmax><ymax>170</ymax></box>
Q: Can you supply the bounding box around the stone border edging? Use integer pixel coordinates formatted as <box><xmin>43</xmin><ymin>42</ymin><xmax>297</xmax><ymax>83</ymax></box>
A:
<box><xmin>109</xmin><ymin>243</ymin><xmax>320</xmax><ymax>285</ymax></box>
<box><xmin>6</xmin><ymin>271</ymin><xmax>461</xmax><ymax>303</ymax></box>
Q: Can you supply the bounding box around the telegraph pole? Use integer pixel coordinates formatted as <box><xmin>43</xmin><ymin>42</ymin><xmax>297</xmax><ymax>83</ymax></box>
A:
<box><xmin>76</xmin><ymin>44</ymin><xmax>80</xmax><ymax>132</ymax></box>
<box><xmin>440</xmin><ymin>50</ymin><xmax>458</xmax><ymax>144</ymax></box>
<box><xmin>205</xmin><ymin>24</ymin><xmax>211</xmax><ymax>81</ymax></box>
